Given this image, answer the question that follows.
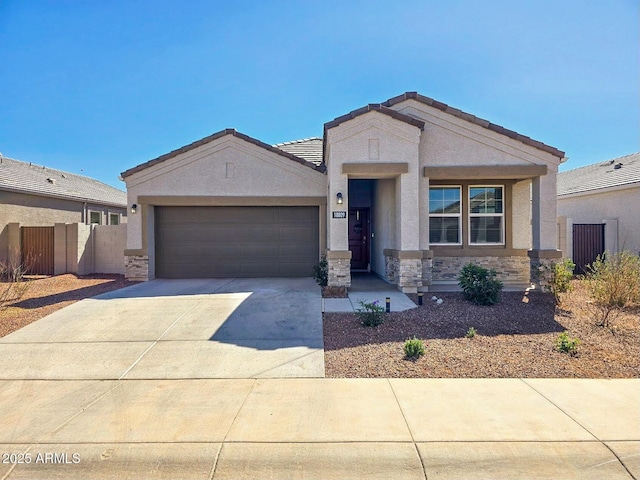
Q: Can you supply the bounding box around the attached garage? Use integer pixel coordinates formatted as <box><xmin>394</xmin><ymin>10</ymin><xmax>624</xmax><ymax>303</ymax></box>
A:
<box><xmin>155</xmin><ymin>206</ymin><xmax>319</xmax><ymax>278</ymax></box>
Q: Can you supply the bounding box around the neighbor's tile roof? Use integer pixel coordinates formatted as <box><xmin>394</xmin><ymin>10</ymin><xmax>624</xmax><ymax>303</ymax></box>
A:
<box><xmin>0</xmin><ymin>155</ymin><xmax>127</xmax><ymax>207</ymax></box>
<box><xmin>273</xmin><ymin>137</ymin><xmax>323</xmax><ymax>166</ymax></box>
<box><xmin>121</xmin><ymin>129</ymin><xmax>325</xmax><ymax>178</ymax></box>
<box><xmin>383</xmin><ymin>92</ymin><xmax>565</xmax><ymax>159</ymax></box>
<box><xmin>557</xmin><ymin>152</ymin><xmax>640</xmax><ymax>196</ymax></box>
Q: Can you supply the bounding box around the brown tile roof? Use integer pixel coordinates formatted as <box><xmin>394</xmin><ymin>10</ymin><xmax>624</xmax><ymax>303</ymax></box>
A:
<box><xmin>0</xmin><ymin>155</ymin><xmax>126</xmax><ymax>207</ymax></box>
<box><xmin>558</xmin><ymin>152</ymin><xmax>640</xmax><ymax>196</ymax></box>
<box><xmin>382</xmin><ymin>92</ymin><xmax>565</xmax><ymax>159</ymax></box>
<box><xmin>120</xmin><ymin>129</ymin><xmax>325</xmax><ymax>179</ymax></box>
<box><xmin>324</xmin><ymin>104</ymin><xmax>426</xmax><ymax>131</ymax></box>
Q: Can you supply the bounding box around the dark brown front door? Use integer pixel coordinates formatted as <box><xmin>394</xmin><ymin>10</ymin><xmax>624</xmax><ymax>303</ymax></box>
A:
<box><xmin>349</xmin><ymin>208</ymin><xmax>370</xmax><ymax>271</ymax></box>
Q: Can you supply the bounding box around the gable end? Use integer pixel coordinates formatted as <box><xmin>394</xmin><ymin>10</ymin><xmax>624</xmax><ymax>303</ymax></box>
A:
<box><xmin>121</xmin><ymin>129</ymin><xmax>325</xmax><ymax>179</ymax></box>
<box><xmin>383</xmin><ymin>92</ymin><xmax>565</xmax><ymax>159</ymax></box>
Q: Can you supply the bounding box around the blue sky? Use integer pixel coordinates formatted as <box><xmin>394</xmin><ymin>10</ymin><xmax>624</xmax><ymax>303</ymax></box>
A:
<box><xmin>1</xmin><ymin>0</ymin><xmax>637</xmax><ymax>189</ymax></box>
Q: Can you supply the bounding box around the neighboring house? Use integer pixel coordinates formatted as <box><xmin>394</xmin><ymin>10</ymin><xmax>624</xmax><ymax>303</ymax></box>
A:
<box><xmin>121</xmin><ymin>92</ymin><xmax>565</xmax><ymax>292</ymax></box>
<box><xmin>557</xmin><ymin>152</ymin><xmax>640</xmax><ymax>273</ymax></box>
<box><xmin>0</xmin><ymin>155</ymin><xmax>127</xmax><ymax>267</ymax></box>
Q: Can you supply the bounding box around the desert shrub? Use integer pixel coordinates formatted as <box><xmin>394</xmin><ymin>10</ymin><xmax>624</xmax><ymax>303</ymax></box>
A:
<box><xmin>583</xmin><ymin>251</ymin><xmax>640</xmax><ymax>327</ymax></box>
<box><xmin>404</xmin><ymin>337</ymin><xmax>425</xmax><ymax>358</ymax></box>
<box><xmin>465</xmin><ymin>327</ymin><xmax>477</xmax><ymax>339</ymax></box>
<box><xmin>555</xmin><ymin>331</ymin><xmax>580</xmax><ymax>356</ymax></box>
<box><xmin>356</xmin><ymin>300</ymin><xmax>385</xmax><ymax>327</ymax></box>
<box><xmin>0</xmin><ymin>260</ymin><xmax>34</xmax><ymax>311</ymax></box>
<box><xmin>458</xmin><ymin>263</ymin><xmax>503</xmax><ymax>305</ymax></box>
<box><xmin>312</xmin><ymin>258</ymin><xmax>328</xmax><ymax>287</ymax></box>
<box><xmin>540</xmin><ymin>259</ymin><xmax>575</xmax><ymax>304</ymax></box>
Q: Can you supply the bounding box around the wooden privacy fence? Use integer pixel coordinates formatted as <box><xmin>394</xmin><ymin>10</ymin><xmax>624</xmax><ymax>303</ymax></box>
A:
<box><xmin>572</xmin><ymin>223</ymin><xmax>605</xmax><ymax>275</ymax></box>
<box><xmin>21</xmin><ymin>226</ymin><xmax>54</xmax><ymax>275</ymax></box>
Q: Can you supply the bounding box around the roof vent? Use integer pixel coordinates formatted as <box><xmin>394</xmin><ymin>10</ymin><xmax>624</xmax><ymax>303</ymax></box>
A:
<box><xmin>46</xmin><ymin>177</ymin><xmax>56</xmax><ymax>184</ymax></box>
<box><xmin>614</xmin><ymin>163</ymin><xmax>623</xmax><ymax>170</ymax></box>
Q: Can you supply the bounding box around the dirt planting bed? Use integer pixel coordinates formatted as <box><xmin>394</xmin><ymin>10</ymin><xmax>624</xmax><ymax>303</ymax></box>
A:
<box><xmin>323</xmin><ymin>281</ymin><xmax>639</xmax><ymax>378</ymax></box>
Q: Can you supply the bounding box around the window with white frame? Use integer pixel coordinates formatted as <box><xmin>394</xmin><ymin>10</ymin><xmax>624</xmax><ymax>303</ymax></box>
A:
<box><xmin>109</xmin><ymin>213</ymin><xmax>120</xmax><ymax>225</ymax></box>
<box><xmin>429</xmin><ymin>186</ymin><xmax>462</xmax><ymax>244</ymax></box>
<box><xmin>469</xmin><ymin>186</ymin><xmax>504</xmax><ymax>244</ymax></box>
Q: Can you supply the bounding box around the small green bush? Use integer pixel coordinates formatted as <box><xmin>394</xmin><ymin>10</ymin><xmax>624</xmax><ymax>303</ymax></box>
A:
<box><xmin>458</xmin><ymin>263</ymin><xmax>503</xmax><ymax>305</ymax></box>
<box><xmin>465</xmin><ymin>327</ymin><xmax>476</xmax><ymax>339</ymax></box>
<box><xmin>356</xmin><ymin>300</ymin><xmax>386</xmax><ymax>327</ymax></box>
<box><xmin>312</xmin><ymin>258</ymin><xmax>328</xmax><ymax>287</ymax></box>
<box><xmin>555</xmin><ymin>331</ymin><xmax>580</xmax><ymax>355</ymax></box>
<box><xmin>541</xmin><ymin>259</ymin><xmax>575</xmax><ymax>304</ymax></box>
<box><xmin>404</xmin><ymin>337</ymin><xmax>426</xmax><ymax>358</ymax></box>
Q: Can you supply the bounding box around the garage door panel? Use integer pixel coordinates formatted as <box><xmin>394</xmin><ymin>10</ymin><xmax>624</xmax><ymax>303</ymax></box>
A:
<box><xmin>278</xmin><ymin>244</ymin><xmax>317</xmax><ymax>256</ymax></box>
<box><xmin>276</xmin><ymin>207</ymin><xmax>315</xmax><ymax>221</ymax></box>
<box><xmin>279</xmin><ymin>226</ymin><xmax>316</xmax><ymax>242</ymax></box>
<box><xmin>155</xmin><ymin>206</ymin><xmax>319</xmax><ymax>278</ymax></box>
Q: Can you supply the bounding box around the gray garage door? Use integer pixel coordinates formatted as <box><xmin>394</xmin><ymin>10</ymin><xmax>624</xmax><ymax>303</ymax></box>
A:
<box><xmin>155</xmin><ymin>206</ymin><xmax>319</xmax><ymax>278</ymax></box>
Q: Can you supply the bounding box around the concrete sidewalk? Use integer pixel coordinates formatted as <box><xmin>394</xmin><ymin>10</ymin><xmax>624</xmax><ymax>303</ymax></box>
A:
<box><xmin>0</xmin><ymin>378</ymin><xmax>638</xmax><ymax>479</ymax></box>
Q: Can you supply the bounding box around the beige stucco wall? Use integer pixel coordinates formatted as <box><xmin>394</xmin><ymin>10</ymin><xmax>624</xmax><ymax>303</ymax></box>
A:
<box><xmin>389</xmin><ymin>98</ymin><xmax>563</xmax><ymax>252</ymax></box>
<box><xmin>558</xmin><ymin>185</ymin><xmax>640</xmax><ymax>255</ymax></box>
<box><xmin>124</xmin><ymin>135</ymin><xmax>327</xmax><ymax>251</ymax></box>
<box><xmin>0</xmin><ymin>191</ymin><xmax>126</xmax><ymax>265</ymax></box>
<box><xmin>325</xmin><ymin>110</ymin><xmax>421</xmax><ymax>253</ymax></box>
<box><xmin>390</xmin><ymin>99</ymin><xmax>562</xmax><ymax>168</ymax></box>
<box><xmin>94</xmin><ymin>224</ymin><xmax>127</xmax><ymax>274</ymax></box>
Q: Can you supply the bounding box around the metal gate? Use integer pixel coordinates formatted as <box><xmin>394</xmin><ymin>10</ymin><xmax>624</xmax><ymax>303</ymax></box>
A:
<box><xmin>21</xmin><ymin>226</ymin><xmax>54</xmax><ymax>275</ymax></box>
<box><xmin>572</xmin><ymin>224</ymin><xmax>605</xmax><ymax>275</ymax></box>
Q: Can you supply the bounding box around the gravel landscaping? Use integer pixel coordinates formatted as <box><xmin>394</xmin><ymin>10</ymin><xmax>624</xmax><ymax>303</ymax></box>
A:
<box><xmin>323</xmin><ymin>281</ymin><xmax>639</xmax><ymax>378</ymax></box>
<box><xmin>0</xmin><ymin>274</ymin><xmax>137</xmax><ymax>338</ymax></box>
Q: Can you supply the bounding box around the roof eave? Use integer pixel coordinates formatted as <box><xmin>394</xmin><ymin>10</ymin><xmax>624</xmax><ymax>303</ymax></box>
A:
<box><xmin>121</xmin><ymin>129</ymin><xmax>325</xmax><ymax>179</ymax></box>
<box><xmin>323</xmin><ymin>103</ymin><xmax>426</xmax><ymax>132</ymax></box>
<box><xmin>558</xmin><ymin>181</ymin><xmax>640</xmax><ymax>198</ymax></box>
<box><xmin>383</xmin><ymin>92</ymin><xmax>565</xmax><ymax>159</ymax></box>
<box><xmin>0</xmin><ymin>185</ymin><xmax>127</xmax><ymax>208</ymax></box>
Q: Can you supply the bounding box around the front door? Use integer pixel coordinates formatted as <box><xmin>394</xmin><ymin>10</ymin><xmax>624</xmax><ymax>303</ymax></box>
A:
<box><xmin>349</xmin><ymin>208</ymin><xmax>370</xmax><ymax>271</ymax></box>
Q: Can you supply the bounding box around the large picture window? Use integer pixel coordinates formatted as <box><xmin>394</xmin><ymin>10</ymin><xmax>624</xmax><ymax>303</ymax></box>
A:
<box><xmin>429</xmin><ymin>186</ymin><xmax>461</xmax><ymax>244</ymax></box>
<box><xmin>469</xmin><ymin>186</ymin><xmax>504</xmax><ymax>244</ymax></box>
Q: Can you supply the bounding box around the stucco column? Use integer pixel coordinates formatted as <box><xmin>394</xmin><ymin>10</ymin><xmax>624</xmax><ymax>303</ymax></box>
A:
<box><xmin>394</xmin><ymin>168</ymin><xmax>422</xmax><ymax>293</ymax></box>
<box><xmin>326</xmin><ymin>177</ymin><xmax>350</xmax><ymax>287</ymax></box>
<box><xmin>531</xmin><ymin>172</ymin><xmax>561</xmax><ymax>287</ymax></box>
<box><xmin>53</xmin><ymin>223</ymin><xmax>67</xmax><ymax>275</ymax></box>
<box><xmin>7</xmin><ymin>223</ymin><xmax>20</xmax><ymax>270</ymax></box>
<box><xmin>396</xmin><ymin>172</ymin><xmax>420</xmax><ymax>251</ymax></box>
<box><xmin>531</xmin><ymin>173</ymin><xmax>558</xmax><ymax>251</ymax></box>
<box><xmin>125</xmin><ymin>202</ymin><xmax>150</xmax><ymax>281</ymax></box>
<box><xmin>327</xmin><ymin>179</ymin><xmax>349</xmax><ymax>252</ymax></box>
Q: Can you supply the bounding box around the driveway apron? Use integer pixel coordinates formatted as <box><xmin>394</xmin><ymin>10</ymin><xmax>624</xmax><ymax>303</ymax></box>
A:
<box><xmin>0</xmin><ymin>278</ymin><xmax>325</xmax><ymax>380</ymax></box>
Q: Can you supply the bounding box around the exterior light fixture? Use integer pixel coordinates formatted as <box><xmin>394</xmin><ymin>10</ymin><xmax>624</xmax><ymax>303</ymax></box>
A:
<box><xmin>131</xmin><ymin>203</ymin><xmax>137</xmax><ymax>214</ymax></box>
<box><xmin>336</xmin><ymin>192</ymin><xmax>343</xmax><ymax>204</ymax></box>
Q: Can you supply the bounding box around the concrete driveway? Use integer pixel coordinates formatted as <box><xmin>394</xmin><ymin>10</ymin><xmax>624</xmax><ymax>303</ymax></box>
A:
<box><xmin>0</xmin><ymin>278</ymin><xmax>325</xmax><ymax>379</ymax></box>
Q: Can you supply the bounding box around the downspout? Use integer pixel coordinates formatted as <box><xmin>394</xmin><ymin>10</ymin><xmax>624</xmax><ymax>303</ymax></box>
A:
<box><xmin>91</xmin><ymin>220</ymin><xmax>96</xmax><ymax>274</ymax></box>
<box><xmin>83</xmin><ymin>201</ymin><xmax>88</xmax><ymax>224</ymax></box>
